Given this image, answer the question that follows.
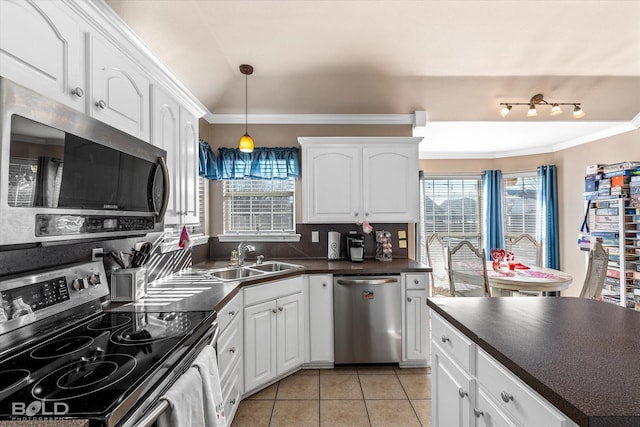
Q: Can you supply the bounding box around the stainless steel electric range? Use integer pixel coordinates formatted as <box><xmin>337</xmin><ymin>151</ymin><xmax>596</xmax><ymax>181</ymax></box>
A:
<box><xmin>0</xmin><ymin>261</ymin><xmax>218</xmax><ymax>426</ymax></box>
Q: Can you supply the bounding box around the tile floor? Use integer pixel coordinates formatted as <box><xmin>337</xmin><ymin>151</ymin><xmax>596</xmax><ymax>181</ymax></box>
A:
<box><xmin>231</xmin><ymin>366</ymin><xmax>432</xmax><ymax>427</ymax></box>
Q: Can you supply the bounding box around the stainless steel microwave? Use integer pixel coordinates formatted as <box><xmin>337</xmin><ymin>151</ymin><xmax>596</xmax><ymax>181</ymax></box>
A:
<box><xmin>0</xmin><ymin>78</ymin><xmax>168</xmax><ymax>247</ymax></box>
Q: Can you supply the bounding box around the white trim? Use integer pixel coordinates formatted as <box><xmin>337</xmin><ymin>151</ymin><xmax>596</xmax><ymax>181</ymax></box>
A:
<box><xmin>629</xmin><ymin>112</ymin><xmax>640</xmax><ymax>128</ymax></box>
<box><xmin>205</xmin><ymin>113</ymin><xmax>414</xmax><ymax>125</ymax></box>
<box><xmin>217</xmin><ymin>234</ymin><xmax>301</xmax><ymax>243</ymax></box>
<box><xmin>551</xmin><ymin>121</ymin><xmax>637</xmax><ymax>152</ymax></box>
<box><xmin>298</xmin><ymin>136</ymin><xmax>423</xmax><ymax>145</ymax></box>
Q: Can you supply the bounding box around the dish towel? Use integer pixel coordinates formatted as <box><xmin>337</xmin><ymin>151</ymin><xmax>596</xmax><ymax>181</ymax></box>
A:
<box><xmin>157</xmin><ymin>367</ymin><xmax>205</xmax><ymax>427</ymax></box>
<box><xmin>193</xmin><ymin>344</ymin><xmax>227</xmax><ymax>427</ymax></box>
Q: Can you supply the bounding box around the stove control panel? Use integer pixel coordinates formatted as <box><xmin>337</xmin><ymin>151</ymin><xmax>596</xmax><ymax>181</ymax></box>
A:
<box><xmin>0</xmin><ymin>261</ymin><xmax>109</xmax><ymax>334</ymax></box>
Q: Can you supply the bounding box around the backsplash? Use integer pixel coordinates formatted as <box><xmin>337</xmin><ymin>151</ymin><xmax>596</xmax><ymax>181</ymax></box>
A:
<box><xmin>206</xmin><ymin>223</ymin><xmax>410</xmax><ymax>262</ymax></box>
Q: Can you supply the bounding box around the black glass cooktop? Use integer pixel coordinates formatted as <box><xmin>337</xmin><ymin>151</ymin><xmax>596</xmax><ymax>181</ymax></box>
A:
<box><xmin>0</xmin><ymin>309</ymin><xmax>213</xmax><ymax>423</ymax></box>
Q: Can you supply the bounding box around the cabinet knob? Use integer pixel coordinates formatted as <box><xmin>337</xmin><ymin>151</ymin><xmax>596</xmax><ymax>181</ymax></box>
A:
<box><xmin>229</xmin><ymin>347</ymin><xmax>236</xmax><ymax>353</ymax></box>
<box><xmin>95</xmin><ymin>99</ymin><xmax>106</xmax><ymax>109</ymax></box>
<box><xmin>458</xmin><ymin>388</ymin><xmax>468</xmax><ymax>398</ymax></box>
<box><xmin>230</xmin><ymin>398</ymin><xmax>236</xmax><ymax>405</ymax></box>
<box><xmin>365</xmin><ymin>212</ymin><xmax>369</xmax><ymax>217</ymax></box>
<box><xmin>414</xmin><ymin>279</ymin><xmax>419</xmax><ymax>285</ymax></box>
<box><xmin>441</xmin><ymin>335</ymin><xmax>450</xmax><ymax>343</ymax></box>
<box><xmin>501</xmin><ymin>391</ymin><xmax>514</xmax><ymax>403</ymax></box>
<box><xmin>272</xmin><ymin>309</ymin><xmax>277</xmax><ymax>314</ymax></box>
<box><xmin>473</xmin><ymin>408</ymin><xmax>484</xmax><ymax>418</ymax></box>
<box><xmin>322</xmin><ymin>283</ymin><xmax>327</xmax><ymax>287</ymax></box>
<box><xmin>353</xmin><ymin>212</ymin><xmax>359</xmax><ymax>217</ymax></box>
<box><xmin>278</xmin><ymin>306</ymin><xmax>284</xmax><ymax>312</ymax></box>
<box><xmin>229</xmin><ymin>310</ymin><xmax>236</xmax><ymax>316</ymax></box>
<box><xmin>71</xmin><ymin>87</ymin><xmax>84</xmax><ymax>98</ymax></box>
<box><xmin>407</xmin><ymin>297</ymin><xmax>413</xmax><ymax>302</ymax></box>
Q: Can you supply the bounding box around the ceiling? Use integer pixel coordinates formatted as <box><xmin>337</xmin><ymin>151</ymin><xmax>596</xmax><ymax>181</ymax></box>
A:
<box><xmin>104</xmin><ymin>0</ymin><xmax>640</xmax><ymax>158</ymax></box>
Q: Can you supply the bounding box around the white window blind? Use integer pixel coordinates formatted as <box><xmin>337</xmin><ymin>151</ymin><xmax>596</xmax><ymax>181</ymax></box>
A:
<box><xmin>502</xmin><ymin>173</ymin><xmax>539</xmax><ymax>246</ymax></box>
<box><xmin>223</xmin><ymin>178</ymin><xmax>295</xmax><ymax>233</ymax></box>
<box><xmin>419</xmin><ymin>177</ymin><xmax>482</xmax><ymax>263</ymax></box>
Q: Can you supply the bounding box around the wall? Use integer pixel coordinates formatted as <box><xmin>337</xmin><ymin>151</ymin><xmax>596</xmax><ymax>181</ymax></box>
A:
<box><xmin>202</xmin><ymin>121</ymin><xmax>637</xmax><ymax>294</ymax></box>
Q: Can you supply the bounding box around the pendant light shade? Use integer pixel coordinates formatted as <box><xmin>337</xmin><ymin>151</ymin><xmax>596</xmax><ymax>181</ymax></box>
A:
<box><xmin>239</xmin><ymin>64</ymin><xmax>254</xmax><ymax>153</ymax></box>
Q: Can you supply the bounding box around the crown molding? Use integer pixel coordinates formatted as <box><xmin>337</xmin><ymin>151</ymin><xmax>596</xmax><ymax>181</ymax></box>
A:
<box><xmin>204</xmin><ymin>113</ymin><xmax>414</xmax><ymax>125</ymax></box>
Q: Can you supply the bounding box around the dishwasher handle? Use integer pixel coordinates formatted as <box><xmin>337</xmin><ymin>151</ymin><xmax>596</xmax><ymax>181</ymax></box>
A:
<box><xmin>336</xmin><ymin>277</ymin><xmax>399</xmax><ymax>286</ymax></box>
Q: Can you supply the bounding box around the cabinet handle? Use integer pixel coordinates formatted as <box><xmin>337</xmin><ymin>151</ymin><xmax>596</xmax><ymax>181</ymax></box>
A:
<box><xmin>272</xmin><ymin>309</ymin><xmax>277</xmax><ymax>314</ymax></box>
<box><xmin>458</xmin><ymin>388</ymin><xmax>468</xmax><ymax>398</ymax></box>
<box><xmin>407</xmin><ymin>297</ymin><xmax>413</xmax><ymax>302</ymax></box>
<box><xmin>95</xmin><ymin>99</ymin><xmax>106</xmax><ymax>109</ymax></box>
<box><xmin>501</xmin><ymin>391</ymin><xmax>514</xmax><ymax>403</ymax></box>
<box><xmin>278</xmin><ymin>306</ymin><xmax>284</xmax><ymax>312</ymax></box>
<box><xmin>71</xmin><ymin>87</ymin><xmax>84</xmax><ymax>97</ymax></box>
<box><xmin>474</xmin><ymin>408</ymin><xmax>484</xmax><ymax>418</ymax></box>
<box><xmin>441</xmin><ymin>335</ymin><xmax>450</xmax><ymax>343</ymax></box>
<box><xmin>229</xmin><ymin>347</ymin><xmax>236</xmax><ymax>353</ymax></box>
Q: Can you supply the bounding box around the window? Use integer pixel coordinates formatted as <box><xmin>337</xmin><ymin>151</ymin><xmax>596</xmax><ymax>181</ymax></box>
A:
<box><xmin>502</xmin><ymin>173</ymin><xmax>540</xmax><ymax>246</ymax></box>
<box><xmin>223</xmin><ymin>178</ymin><xmax>295</xmax><ymax>234</ymax></box>
<box><xmin>419</xmin><ymin>176</ymin><xmax>482</xmax><ymax>264</ymax></box>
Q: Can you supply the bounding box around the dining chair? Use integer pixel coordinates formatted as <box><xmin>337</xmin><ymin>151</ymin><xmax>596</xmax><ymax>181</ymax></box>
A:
<box><xmin>426</xmin><ymin>234</ymin><xmax>451</xmax><ymax>297</ymax></box>
<box><xmin>579</xmin><ymin>241</ymin><xmax>609</xmax><ymax>300</ymax></box>
<box><xmin>447</xmin><ymin>240</ymin><xmax>491</xmax><ymax>297</ymax></box>
<box><xmin>508</xmin><ymin>233</ymin><xmax>543</xmax><ymax>267</ymax></box>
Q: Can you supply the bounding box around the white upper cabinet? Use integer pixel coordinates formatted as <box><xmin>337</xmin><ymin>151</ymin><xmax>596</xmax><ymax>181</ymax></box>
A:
<box><xmin>299</xmin><ymin>137</ymin><xmax>422</xmax><ymax>223</ymax></box>
<box><xmin>151</xmin><ymin>86</ymin><xmax>199</xmax><ymax>225</ymax></box>
<box><xmin>89</xmin><ymin>34</ymin><xmax>150</xmax><ymax>141</ymax></box>
<box><xmin>0</xmin><ymin>0</ymin><xmax>86</xmax><ymax>110</ymax></box>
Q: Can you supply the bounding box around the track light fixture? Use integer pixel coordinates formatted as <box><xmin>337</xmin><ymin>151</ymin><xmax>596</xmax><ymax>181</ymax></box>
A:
<box><xmin>499</xmin><ymin>94</ymin><xmax>584</xmax><ymax>119</ymax></box>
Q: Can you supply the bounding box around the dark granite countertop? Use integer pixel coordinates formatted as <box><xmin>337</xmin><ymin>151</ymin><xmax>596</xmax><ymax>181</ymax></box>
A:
<box><xmin>427</xmin><ymin>297</ymin><xmax>640</xmax><ymax>427</ymax></box>
<box><xmin>109</xmin><ymin>258</ymin><xmax>430</xmax><ymax>314</ymax></box>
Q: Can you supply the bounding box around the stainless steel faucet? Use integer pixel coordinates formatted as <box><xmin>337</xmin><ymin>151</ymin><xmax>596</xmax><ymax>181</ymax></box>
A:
<box><xmin>238</xmin><ymin>241</ymin><xmax>255</xmax><ymax>266</ymax></box>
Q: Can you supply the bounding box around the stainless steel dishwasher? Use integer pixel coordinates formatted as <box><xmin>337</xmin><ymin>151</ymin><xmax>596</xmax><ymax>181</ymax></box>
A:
<box><xmin>333</xmin><ymin>275</ymin><xmax>402</xmax><ymax>364</ymax></box>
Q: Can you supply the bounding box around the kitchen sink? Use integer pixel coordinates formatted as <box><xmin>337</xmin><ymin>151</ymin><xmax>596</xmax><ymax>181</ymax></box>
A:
<box><xmin>248</xmin><ymin>261</ymin><xmax>301</xmax><ymax>272</ymax></box>
<box><xmin>209</xmin><ymin>267</ymin><xmax>264</xmax><ymax>281</ymax></box>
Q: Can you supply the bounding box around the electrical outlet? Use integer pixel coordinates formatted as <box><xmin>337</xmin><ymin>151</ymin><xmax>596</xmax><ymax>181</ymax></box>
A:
<box><xmin>92</xmin><ymin>247</ymin><xmax>103</xmax><ymax>261</ymax></box>
<box><xmin>311</xmin><ymin>231</ymin><xmax>319</xmax><ymax>243</ymax></box>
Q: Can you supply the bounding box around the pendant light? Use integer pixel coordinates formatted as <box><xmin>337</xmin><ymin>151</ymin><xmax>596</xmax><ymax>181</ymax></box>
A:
<box><xmin>239</xmin><ymin>64</ymin><xmax>254</xmax><ymax>153</ymax></box>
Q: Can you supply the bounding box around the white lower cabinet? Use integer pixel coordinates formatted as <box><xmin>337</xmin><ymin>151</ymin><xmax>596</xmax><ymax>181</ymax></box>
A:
<box><xmin>217</xmin><ymin>293</ymin><xmax>243</xmax><ymax>425</ymax></box>
<box><xmin>244</xmin><ymin>277</ymin><xmax>304</xmax><ymax>393</ymax></box>
<box><xmin>307</xmin><ymin>274</ymin><xmax>333</xmax><ymax>366</ymax></box>
<box><xmin>402</xmin><ymin>273</ymin><xmax>429</xmax><ymax>365</ymax></box>
<box><xmin>431</xmin><ymin>312</ymin><xmax>578</xmax><ymax>427</ymax></box>
<box><xmin>432</xmin><ymin>343</ymin><xmax>474</xmax><ymax>427</ymax></box>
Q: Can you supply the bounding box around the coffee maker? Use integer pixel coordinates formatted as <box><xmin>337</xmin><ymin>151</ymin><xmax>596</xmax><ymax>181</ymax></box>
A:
<box><xmin>346</xmin><ymin>233</ymin><xmax>365</xmax><ymax>262</ymax></box>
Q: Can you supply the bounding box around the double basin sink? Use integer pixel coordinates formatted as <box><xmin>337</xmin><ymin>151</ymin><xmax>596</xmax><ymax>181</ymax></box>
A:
<box><xmin>204</xmin><ymin>261</ymin><xmax>302</xmax><ymax>281</ymax></box>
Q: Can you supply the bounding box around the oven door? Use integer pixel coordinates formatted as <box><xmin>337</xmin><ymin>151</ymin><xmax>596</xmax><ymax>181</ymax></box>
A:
<box><xmin>122</xmin><ymin>322</ymin><xmax>220</xmax><ymax>427</ymax></box>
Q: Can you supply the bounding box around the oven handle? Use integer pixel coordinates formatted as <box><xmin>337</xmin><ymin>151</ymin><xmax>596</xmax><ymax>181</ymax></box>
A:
<box><xmin>133</xmin><ymin>323</ymin><xmax>220</xmax><ymax>427</ymax></box>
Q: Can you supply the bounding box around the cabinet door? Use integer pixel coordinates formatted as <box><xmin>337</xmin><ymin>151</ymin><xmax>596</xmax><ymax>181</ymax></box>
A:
<box><xmin>244</xmin><ymin>300</ymin><xmax>277</xmax><ymax>392</ymax></box>
<box><xmin>89</xmin><ymin>34</ymin><xmax>150</xmax><ymax>141</ymax></box>
<box><xmin>404</xmin><ymin>289</ymin><xmax>427</xmax><ymax>361</ymax></box>
<box><xmin>276</xmin><ymin>292</ymin><xmax>305</xmax><ymax>374</ymax></box>
<box><xmin>151</xmin><ymin>86</ymin><xmax>181</xmax><ymax>224</ymax></box>
<box><xmin>0</xmin><ymin>0</ymin><xmax>85</xmax><ymax>110</ymax></box>
<box><xmin>179</xmin><ymin>107</ymin><xmax>199</xmax><ymax>225</ymax></box>
<box><xmin>362</xmin><ymin>144</ymin><xmax>419</xmax><ymax>222</ymax></box>
<box><xmin>302</xmin><ymin>145</ymin><xmax>361</xmax><ymax>223</ymax></box>
<box><xmin>308</xmin><ymin>274</ymin><xmax>333</xmax><ymax>364</ymax></box>
<box><xmin>432</xmin><ymin>344</ymin><xmax>474</xmax><ymax>427</ymax></box>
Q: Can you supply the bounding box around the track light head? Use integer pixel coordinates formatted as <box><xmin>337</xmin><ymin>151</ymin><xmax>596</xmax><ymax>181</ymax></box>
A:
<box><xmin>573</xmin><ymin>104</ymin><xmax>585</xmax><ymax>119</ymax></box>
<box><xmin>526</xmin><ymin>104</ymin><xmax>537</xmax><ymax>117</ymax></box>
<box><xmin>549</xmin><ymin>103</ymin><xmax>563</xmax><ymax>116</ymax></box>
<box><xmin>499</xmin><ymin>105</ymin><xmax>512</xmax><ymax>118</ymax></box>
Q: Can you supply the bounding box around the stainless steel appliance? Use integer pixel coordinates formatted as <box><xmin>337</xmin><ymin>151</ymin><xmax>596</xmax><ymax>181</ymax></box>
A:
<box><xmin>346</xmin><ymin>233</ymin><xmax>365</xmax><ymax>262</ymax></box>
<box><xmin>0</xmin><ymin>261</ymin><xmax>217</xmax><ymax>426</ymax></box>
<box><xmin>333</xmin><ymin>275</ymin><xmax>401</xmax><ymax>364</ymax></box>
<box><xmin>0</xmin><ymin>77</ymin><xmax>169</xmax><ymax>247</ymax></box>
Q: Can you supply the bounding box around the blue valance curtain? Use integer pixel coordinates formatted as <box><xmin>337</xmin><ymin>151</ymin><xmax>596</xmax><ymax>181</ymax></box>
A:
<box><xmin>198</xmin><ymin>144</ymin><xmax>299</xmax><ymax>180</ymax></box>
<box><xmin>537</xmin><ymin>165</ymin><xmax>559</xmax><ymax>269</ymax></box>
<box><xmin>482</xmin><ymin>169</ymin><xmax>503</xmax><ymax>260</ymax></box>
<box><xmin>198</xmin><ymin>140</ymin><xmax>218</xmax><ymax>179</ymax></box>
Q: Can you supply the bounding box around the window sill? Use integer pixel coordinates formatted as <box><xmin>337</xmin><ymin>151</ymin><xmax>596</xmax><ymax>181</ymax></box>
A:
<box><xmin>217</xmin><ymin>233</ymin><xmax>301</xmax><ymax>243</ymax></box>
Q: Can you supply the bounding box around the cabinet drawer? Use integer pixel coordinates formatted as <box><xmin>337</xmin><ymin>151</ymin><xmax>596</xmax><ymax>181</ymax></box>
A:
<box><xmin>219</xmin><ymin>293</ymin><xmax>242</xmax><ymax>333</ymax></box>
<box><xmin>222</xmin><ymin>358</ymin><xmax>242</xmax><ymax>424</ymax></box>
<box><xmin>476</xmin><ymin>386</ymin><xmax>518</xmax><ymax>427</ymax></box>
<box><xmin>244</xmin><ymin>276</ymin><xmax>303</xmax><ymax>306</ymax></box>
<box><xmin>405</xmin><ymin>273</ymin><xmax>427</xmax><ymax>290</ymax></box>
<box><xmin>477</xmin><ymin>349</ymin><xmax>571</xmax><ymax>427</ymax></box>
<box><xmin>431</xmin><ymin>312</ymin><xmax>475</xmax><ymax>374</ymax></box>
<box><xmin>218</xmin><ymin>316</ymin><xmax>242</xmax><ymax>382</ymax></box>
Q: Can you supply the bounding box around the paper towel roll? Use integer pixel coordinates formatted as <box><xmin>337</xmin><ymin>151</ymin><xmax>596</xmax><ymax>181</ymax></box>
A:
<box><xmin>328</xmin><ymin>231</ymin><xmax>340</xmax><ymax>260</ymax></box>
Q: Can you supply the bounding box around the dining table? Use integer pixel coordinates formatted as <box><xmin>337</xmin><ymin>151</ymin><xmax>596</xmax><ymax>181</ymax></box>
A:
<box><xmin>486</xmin><ymin>262</ymin><xmax>573</xmax><ymax>296</ymax></box>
